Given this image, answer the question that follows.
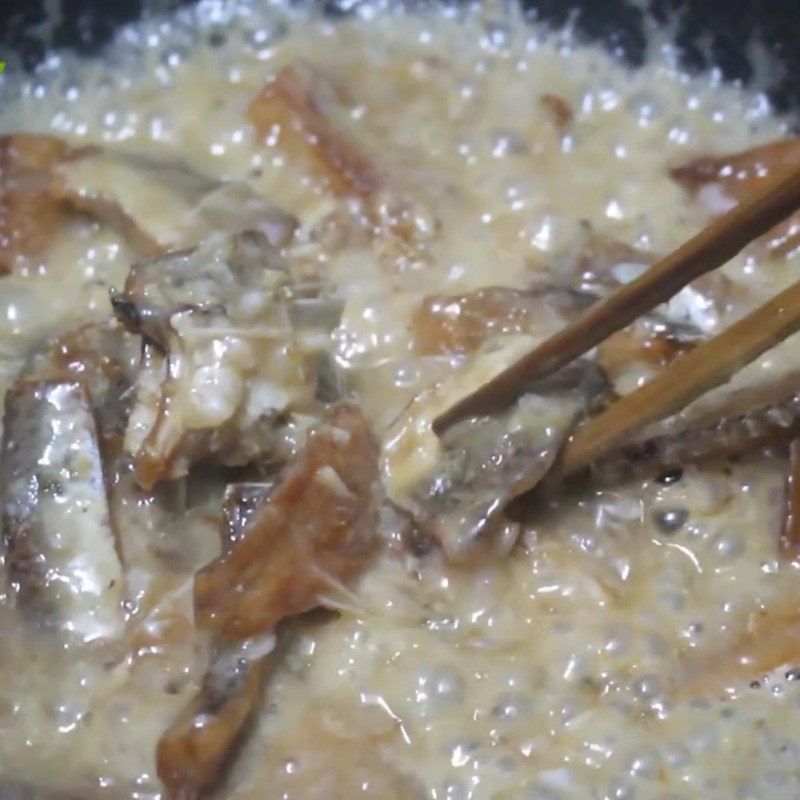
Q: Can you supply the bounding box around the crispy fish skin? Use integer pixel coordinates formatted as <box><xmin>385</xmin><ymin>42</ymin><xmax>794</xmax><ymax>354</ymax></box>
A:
<box><xmin>194</xmin><ymin>403</ymin><xmax>379</xmax><ymax>640</ymax></box>
<box><xmin>0</xmin><ymin>380</ymin><xmax>123</xmax><ymax>640</ymax></box>
<box><xmin>393</xmin><ymin>258</ymin><xmax>714</xmax><ymax>557</ymax></box>
<box><xmin>158</xmin><ymin>406</ymin><xmax>378</xmax><ymax>797</ymax></box>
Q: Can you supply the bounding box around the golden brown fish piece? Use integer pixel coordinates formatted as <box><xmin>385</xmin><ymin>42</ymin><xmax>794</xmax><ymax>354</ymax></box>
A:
<box><xmin>0</xmin><ymin>133</ymin><xmax>93</xmax><ymax>271</ymax></box>
<box><xmin>387</xmin><ymin>307</ymin><xmax>616</xmax><ymax>559</ymax></box>
<box><xmin>194</xmin><ymin>403</ymin><xmax>379</xmax><ymax>640</ymax></box>
<box><xmin>156</xmin><ymin>637</ymin><xmax>277</xmax><ymax>800</ymax></box>
<box><xmin>1</xmin><ymin>131</ymin><xmax>297</xmax><ymax>274</ymax></box>
<box><xmin>411</xmin><ymin>283</ymin><xmax>697</xmax><ymax>383</ymax></box>
<box><xmin>595</xmin><ymin>327</ymin><xmax>696</xmax><ymax>382</ymax></box>
<box><xmin>248</xmin><ymin>63</ymin><xmax>381</xmax><ymax>201</ymax></box>
<box><xmin>157</xmin><ymin>426</ymin><xmax>375</xmax><ymax>800</ymax></box>
<box><xmin>53</xmin><ymin>150</ymin><xmax>297</xmax><ymax>254</ymax></box>
<box><xmin>411</xmin><ymin>287</ymin><xmax>567</xmax><ymax>357</ymax></box>
<box><xmin>156</xmin><ymin>481</ymin><xmax>275</xmax><ymax>800</ymax></box>
<box><xmin>248</xmin><ymin>63</ymin><xmax>432</xmax><ymax>253</ymax></box>
<box><xmin>671</xmin><ymin>138</ymin><xmax>800</xmax><ymax>258</ymax></box>
<box><xmin>386</xmin><ymin>360</ymin><xmax>607</xmax><ymax>558</ymax></box>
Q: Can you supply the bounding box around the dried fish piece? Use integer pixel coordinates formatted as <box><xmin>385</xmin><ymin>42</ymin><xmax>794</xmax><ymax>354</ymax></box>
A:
<box><xmin>410</xmin><ymin>282</ymin><xmax>700</xmax><ymax>390</ymax></box>
<box><xmin>383</xmin><ymin>335</ymin><xmax>609</xmax><ymax>558</ymax></box>
<box><xmin>385</xmin><ymin>336</ymin><xmax>563</xmax><ymax>503</ymax></box>
<box><xmin>113</xmin><ymin>232</ymin><xmax>320</xmax><ymax>488</ymax></box>
<box><xmin>26</xmin><ymin>320</ymin><xmax>140</xmax><ymax>447</ymax></box>
<box><xmin>52</xmin><ymin>149</ymin><xmax>218</xmax><ymax>256</ymax></box>
<box><xmin>156</xmin><ymin>634</ymin><xmax>278</xmax><ymax>800</ymax></box>
<box><xmin>671</xmin><ymin>138</ymin><xmax>800</xmax><ymax>258</ymax></box>
<box><xmin>395</xmin><ymin>229</ymin><xmax>756</xmax><ymax>543</ymax></box>
<box><xmin>159</xmin><ymin>409</ymin><xmax>377</xmax><ymax>797</ymax></box>
<box><xmin>0</xmin><ymin>381</ymin><xmax>123</xmax><ymax>640</ymax></box>
<box><xmin>194</xmin><ymin>403</ymin><xmax>379</xmax><ymax>640</ymax></box>
<box><xmin>410</xmin><ymin>233</ymin><xmax>719</xmax><ymax>383</ymax></box>
<box><xmin>54</xmin><ymin>151</ymin><xmax>298</xmax><ymax>254</ymax></box>
<box><xmin>112</xmin><ymin>228</ymin><xmax>290</xmax><ymax>345</ymax></box>
<box><xmin>0</xmin><ymin>133</ymin><xmax>93</xmax><ymax>271</ymax></box>
<box><xmin>156</xmin><ymin>481</ymin><xmax>275</xmax><ymax>800</ymax></box>
<box><xmin>596</xmin><ymin>326</ymin><xmax>695</xmax><ymax>383</ymax></box>
<box><xmin>411</xmin><ymin>287</ymin><xmax>568</xmax><ymax>357</ymax></box>
<box><xmin>458</xmin><ymin>229</ymin><xmax>743</xmax><ymax>432</ymax></box>
<box><xmin>248</xmin><ymin>62</ymin><xmax>434</xmax><ymax>254</ymax></box>
<box><xmin>248</xmin><ymin>63</ymin><xmax>381</xmax><ymax>200</ymax></box>
<box><xmin>155</xmin><ymin>483</ymin><xmax>271</xmax><ymax>798</ymax></box>
<box><xmin>1</xmin><ymin>131</ymin><xmax>298</xmax><ymax>273</ymax></box>
<box><xmin>671</xmin><ymin>138</ymin><xmax>800</xmax><ymax>205</ymax></box>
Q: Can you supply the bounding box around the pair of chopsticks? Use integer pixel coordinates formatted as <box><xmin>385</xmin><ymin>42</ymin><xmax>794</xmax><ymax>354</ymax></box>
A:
<box><xmin>435</xmin><ymin>161</ymin><xmax>800</xmax><ymax>475</ymax></box>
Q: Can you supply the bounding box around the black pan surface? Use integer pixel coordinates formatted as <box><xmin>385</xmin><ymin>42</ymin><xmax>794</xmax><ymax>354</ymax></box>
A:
<box><xmin>1</xmin><ymin>0</ymin><xmax>799</xmax><ymax>115</ymax></box>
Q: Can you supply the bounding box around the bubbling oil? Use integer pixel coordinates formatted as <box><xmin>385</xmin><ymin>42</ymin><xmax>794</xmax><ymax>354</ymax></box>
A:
<box><xmin>1</xmin><ymin>2</ymin><xmax>800</xmax><ymax>799</ymax></box>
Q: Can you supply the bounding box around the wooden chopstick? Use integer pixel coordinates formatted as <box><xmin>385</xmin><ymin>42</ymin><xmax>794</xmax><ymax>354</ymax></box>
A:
<box><xmin>782</xmin><ymin>437</ymin><xmax>800</xmax><ymax>552</ymax></box>
<box><xmin>435</xmin><ymin>161</ymin><xmax>800</xmax><ymax>432</ymax></box>
<box><xmin>556</xmin><ymin>277</ymin><xmax>800</xmax><ymax>476</ymax></box>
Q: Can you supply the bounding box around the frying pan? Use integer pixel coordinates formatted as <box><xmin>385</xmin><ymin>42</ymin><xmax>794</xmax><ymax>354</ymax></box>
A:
<box><xmin>1</xmin><ymin>0</ymin><xmax>800</xmax><ymax>115</ymax></box>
